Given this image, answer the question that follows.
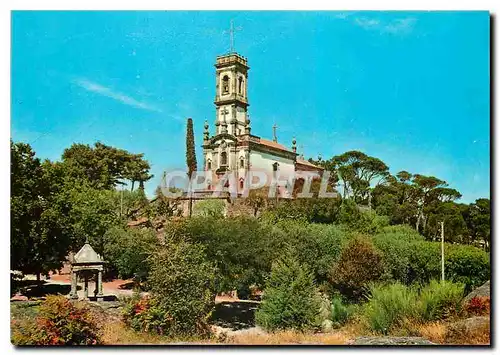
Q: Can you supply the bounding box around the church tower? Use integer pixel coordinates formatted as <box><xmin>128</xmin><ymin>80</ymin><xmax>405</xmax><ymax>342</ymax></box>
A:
<box><xmin>214</xmin><ymin>53</ymin><xmax>249</xmax><ymax>136</ymax></box>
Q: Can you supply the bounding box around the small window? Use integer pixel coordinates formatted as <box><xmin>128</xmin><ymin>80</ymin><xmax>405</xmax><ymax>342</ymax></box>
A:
<box><xmin>240</xmin><ymin>157</ymin><xmax>245</xmax><ymax>168</ymax></box>
<box><xmin>240</xmin><ymin>179</ymin><xmax>244</xmax><ymax>189</ymax></box>
<box><xmin>272</xmin><ymin>162</ymin><xmax>279</xmax><ymax>172</ymax></box>
<box><xmin>221</xmin><ymin>152</ymin><xmax>227</xmax><ymax>166</ymax></box>
<box><xmin>207</xmin><ymin>160</ymin><xmax>212</xmax><ymax>170</ymax></box>
<box><xmin>222</xmin><ymin>75</ymin><xmax>229</xmax><ymax>94</ymax></box>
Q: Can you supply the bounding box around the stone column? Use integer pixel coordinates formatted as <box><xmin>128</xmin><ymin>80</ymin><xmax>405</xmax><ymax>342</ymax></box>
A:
<box><xmin>69</xmin><ymin>270</ymin><xmax>78</xmax><ymax>299</ymax></box>
<box><xmin>84</xmin><ymin>275</ymin><xmax>89</xmax><ymax>300</ymax></box>
<box><xmin>96</xmin><ymin>270</ymin><xmax>104</xmax><ymax>301</ymax></box>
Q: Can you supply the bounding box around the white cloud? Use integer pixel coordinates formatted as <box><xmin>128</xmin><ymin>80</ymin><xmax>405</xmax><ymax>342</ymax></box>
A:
<box><xmin>73</xmin><ymin>78</ymin><xmax>162</xmax><ymax>113</ymax></box>
<box><xmin>348</xmin><ymin>15</ymin><xmax>417</xmax><ymax>35</ymax></box>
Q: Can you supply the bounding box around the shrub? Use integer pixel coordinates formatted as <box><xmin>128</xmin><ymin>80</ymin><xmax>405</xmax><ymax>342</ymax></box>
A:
<box><xmin>362</xmin><ymin>283</ymin><xmax>420</xmax><ymax>334</ymax></box>
<box><xmin>255</xmin><ymin>255</ymin><xmax>321</xmax><ymax>331</ymax></box>
<box><xmin>143</xmin><ymin>236</ymin><xmax>217</xmax><ymax>337</ymax></box>
<box><xmin>337</xmin><ymin>200</ymin><xmax>389</xmax><ymax>234</ymax></box>
<box><xmin>417</xmin><ymin>280</ymin><xmax>464</xmax><ymax>321</ymax></box>
<box><xmin>104</xmin><ymin>226</ymin><xmax>159</xmax><ymax>281</ymax></box>
<box><xmin>330</xmin><ymin>296</ymin><xmax>356</xmax><ymax>328</ymax></box>
<box><xmin>192</xmin><ymin>199</ymin><xmax>225</xmax><ymax>218</ymax></box>
<box><xmin>329</xmin><ymin>236</ymin><xmax>385</xmax><ymax>301</ymax></box>
<box><xmin>465</xmin><ymin>296</ymin><xmax>490</xmax><ymax>316</ymax></box>
<box><xmin>11</xmin><ymin>295</ymin><xmax>100</xmax><ymax>345</ymax></box>
<box><xmin>445</xmin><ymin>245</ymin><xmax>490</xmax><ymax>294</ymax></box>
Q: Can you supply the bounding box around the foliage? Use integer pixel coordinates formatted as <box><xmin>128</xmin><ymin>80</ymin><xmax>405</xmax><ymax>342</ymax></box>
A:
<box><xmin>465</xmin><ymin>296</ymin><xmax>490</xmax><ymax>316</ymax></box>
<box><xmin>373</xmin><ymin>226</ymin><xmax>489</xmax><ymax>289</ymax></box>
<box><xmin>185</xmin><ymin>118</ymin><xmax>197</xmax><ymax>178</ymax></box>
<box><xmin>362</xmin><ymin>281</ymin><xmax>466</xmax><ymax>334</ymax></box>
<box><xmin>168</xmin><ymin>216</ymin><xmax>273</xmax><ymax>293</ymax></box>
<box><xmin>329</xmin><ymin>236</ymin><xmax>385</xmax><ymax>302</ymax></box>
<box><xmin>330</xmin><ymin>296</ymin><xmax>357</xmax><ymax>328</ymax></box>
<box><xmin>104</xmin><ymin>226</ymin><xmax>159</xmax><ymax>281</ymax></box>
<box><xmin>255</xmin><ymin>255</ymin><xmax>321</xmax><ymax>331</ymax></box>
<box><xmin>417</xmin><ymin>280</ymin><xmax>464</xmax><ymax>321</ymax></box>
<box><xmin>11</xmin><ymin>140</ymin><xmax>70</xmax><ymax>277</ymax></box>
<box><xmin>192</xmin><ymin>199</ymin><xmax>225</xmax><ymax>218</ymax></box>
<box><xmin>444</xmin><ymin>244</ymin><xmax>490</xmax><ymax>293</ymax></box>
<box><xmin>337</xmin><ymin>199</ymin><xmax>389</xmax><ymax>234</ymax></box>
<box><xmin>61</xmin><ymin>142</ymin><xmax>152</xmax><ymax>190</ymax></box>
<box><xmin>11</xmin><ymin>295</ymin><xmax>100</xmax><ymax>345</ymax></box>
<box><xmin>143</xmin><ymin>236</ymin><xmax>216</xmax><ymax>336</ymax></box>
<box><xmin>362</xmin><ymin>283</ymin><xmax>420</xmax><ymax>334</ymax></box>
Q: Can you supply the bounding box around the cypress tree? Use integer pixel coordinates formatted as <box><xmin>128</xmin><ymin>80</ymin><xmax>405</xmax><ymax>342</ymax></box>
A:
<box><xmin>186</xmin><ymin>118</ymin><xmax>197</xmax><ymax>178</ymax></box>
<box><xmin>186</xmin><ymin>118</ymin><xmax>197</xmax><ymax>216</ymax></box>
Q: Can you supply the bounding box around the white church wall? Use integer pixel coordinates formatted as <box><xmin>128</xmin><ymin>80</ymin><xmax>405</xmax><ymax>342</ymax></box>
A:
<box><xmin>249</xmin><ymin>150</ymin><xmax>295</xmax><ymax>186</ymax></box>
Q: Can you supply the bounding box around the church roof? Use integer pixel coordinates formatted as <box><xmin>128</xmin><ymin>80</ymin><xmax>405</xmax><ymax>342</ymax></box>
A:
<box><xmin>73</xmin><ymin>242</ymin><xmax>104</xmax><ymax>264</ymax></box>
<box><xmin>257</xmin><ymin>138</ymin><xmax>293</xmax><ymax>153</ymax></box>
<box><xmin>296</xmin><ymin>158</ymin><xmax>325</xmax><ymax>170</ymax></box>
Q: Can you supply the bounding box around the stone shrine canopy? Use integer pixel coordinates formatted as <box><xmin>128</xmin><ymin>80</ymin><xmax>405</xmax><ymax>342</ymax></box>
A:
<box><xmin>72</xmin><ymin>242</ymin><xmax>104</xmax><ymax>265</ymax></box>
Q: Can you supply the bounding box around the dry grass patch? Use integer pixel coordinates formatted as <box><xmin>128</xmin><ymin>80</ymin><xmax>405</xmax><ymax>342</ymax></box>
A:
<box><xmin>226</xmin><ymin>330</ymin><xmax>352</xmax><ymax>345</ymax></box>
<box><xmin>416</xmin><ymin>321</ymin><xmax>447</xmax><ymax>344</ymax></box>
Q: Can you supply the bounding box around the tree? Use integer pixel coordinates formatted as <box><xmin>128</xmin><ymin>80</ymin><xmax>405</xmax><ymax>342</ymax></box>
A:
<box><xmin>464</xmin><ymin>198</ymin><xmax>490</xmax><ymax>251</ymax></box>
<box><xmin>61</xmin><ymin>142</ymin><xmax>152</xmax><ymax>190</ymax></box>
<box><xmin>146</xmin><ymin>236</ymin><xmax>216</xmax><ymax>336</ymax></box>
<box><xmin>329</xmin><ymin>236</ymin><xmax>385</xmax><ymax>302</ymax></box>
<box><xmin>185</xmin><ymin>118</ymin><xmax>197</xmax><ymax>217</ymax></box>
<box><xmin>11</xmin><ymin>141</ymin><xmax>70</xmax><ymax>278</ymax></box>
<box><xmin>255</xmin><ymin>254</ymin><xmax>321</xmax><ymax>331</ymax></box>
<box><xmin>324</xmin><ymin>151</ymin><xmax>389</xmax><ymax>206</ymax></box>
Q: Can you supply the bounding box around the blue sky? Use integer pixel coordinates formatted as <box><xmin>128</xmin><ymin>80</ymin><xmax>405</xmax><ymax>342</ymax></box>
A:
<box><xmin>11</xmin><ymin>11</ymin><xmax>490</xmax><ymax>202</ymax></box>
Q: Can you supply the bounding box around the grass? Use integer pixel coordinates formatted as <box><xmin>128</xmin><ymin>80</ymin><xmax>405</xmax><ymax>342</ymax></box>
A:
<box><xmin>225</xmin><ymin>330</ymin><xmax>352</xmax><ymax>345</ymax></box>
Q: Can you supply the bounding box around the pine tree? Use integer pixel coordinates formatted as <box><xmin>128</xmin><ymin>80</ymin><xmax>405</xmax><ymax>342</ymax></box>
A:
<box><xmin>255</xmin><ymin>254</ymin><xmax>321</xmax><ymax>331</ymax></box>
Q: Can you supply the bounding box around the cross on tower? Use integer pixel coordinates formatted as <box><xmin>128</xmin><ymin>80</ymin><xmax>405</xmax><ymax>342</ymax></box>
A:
<box><xmin>224</xmin><ymin>19</ymin><xmax>242</xmax><ymax>53</ymax></box>
<box><xmin>272</xmin><ymin>123</ymin><xmax>278</xmax><ymax>143</ymax></box>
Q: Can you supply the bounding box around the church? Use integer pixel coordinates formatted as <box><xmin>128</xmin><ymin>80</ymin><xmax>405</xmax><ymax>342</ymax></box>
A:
<box><xmin>202</xmin><ymin>51</ymin><xmax>323</xmax><ymax>196</ymax></box>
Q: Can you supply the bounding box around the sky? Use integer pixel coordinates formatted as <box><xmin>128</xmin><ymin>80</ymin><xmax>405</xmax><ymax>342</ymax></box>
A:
<box><xmin>11</xmin><ymin>11</ymin><xmax>490</xmax><ymax>203</ymax></box>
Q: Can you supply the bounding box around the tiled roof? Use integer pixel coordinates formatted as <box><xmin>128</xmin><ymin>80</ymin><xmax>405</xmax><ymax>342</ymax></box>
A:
<box><xmin>296</xmin><ymin>158</ymin><xmax>324</xmax><ymax>170</ymax></box>
<box><xmin>257</xmin><ymin>138</ymin><xmax>293</xmax><ymax>152</ymax></box>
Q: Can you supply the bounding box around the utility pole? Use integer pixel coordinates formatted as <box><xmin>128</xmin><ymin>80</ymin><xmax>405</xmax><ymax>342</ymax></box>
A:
<box><xmin>441</xmin><ymin>221</ymin><xmax>445</xmax><ymax>282</ymax></box>
<box><xmin>120</xmin><ymin>186</ymin><xmax>123</xmax><ymax>218</ymax></box>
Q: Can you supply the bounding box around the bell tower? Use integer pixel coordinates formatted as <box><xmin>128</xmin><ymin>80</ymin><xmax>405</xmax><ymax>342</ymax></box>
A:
<box><xmin>214</xmin><ymin>53</ymin><xmax>250</xmax><ymax>136</ymax></box>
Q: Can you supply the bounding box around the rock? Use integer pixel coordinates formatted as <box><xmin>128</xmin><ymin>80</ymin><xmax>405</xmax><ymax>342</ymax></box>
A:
<box><xmin>321</xmin><ymin>319</ymin><xmax>333</xmax><ymax>333</ymax></box>
<box><xmin>447</xmin><ymin>316</ymin><xmax>489</xmax><ymax>336</ymax></box>
<box><xmin>351</xmin><ymin>336</ymin><xmax>435</xmax><ymax>345</ymax></box>
<box><xmin>463</xmin><ymin>281</ymin><xmax>490</xmax><ymax>304</ymax></box>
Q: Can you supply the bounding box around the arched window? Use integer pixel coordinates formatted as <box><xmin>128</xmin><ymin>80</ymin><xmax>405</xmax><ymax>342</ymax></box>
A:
<box><xmin>272</xmin><ymin>162</ymin><xmax>279</xmax><ymax>172</ymax></box>
<box><xmin>222</xmin><ymin>75</ymin><xmax>229</xmax><ymax>94</ymax></box>
<box><xmin>240</xmin><ymin>179</ymin><xmax>244</xmax><ymax>189</ymax></box>
<box><xmin>238</xmin><ymin>76</ymin><xmax>243</xmax><ymax>94</ymax></box>
<box><xmin>207</xmin><ymin>159</ymin><xmax>212</xmax><ymax>170</ymax></box>
<box><xmin>240</xmin><ymin>157</ymin><xmax>245</xmax><ymax>168</ymax></box>
<box><xmin>220</xmin><ymin>151</ymin><xmax>227</xmax><ymax>166</ymax></box>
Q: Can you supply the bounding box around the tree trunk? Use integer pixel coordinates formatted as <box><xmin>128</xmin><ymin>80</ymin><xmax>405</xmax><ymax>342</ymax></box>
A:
<box><xmin>36</xmin><ymin>272</ymin><xmax>41</xmax><ymax>283</ymax></box>
<box><xmin>130</xmin><ymin>180</ymin><xmax>135</xmax><ymax>192</ymax></box>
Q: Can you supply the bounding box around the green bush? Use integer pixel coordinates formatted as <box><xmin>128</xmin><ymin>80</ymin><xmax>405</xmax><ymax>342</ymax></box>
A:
<box><xmin>373</xmin><ymin>226</ymin><xmax>489</xmax><ymax>289</ymax></box>
<box><xmin>445</xmin><ymin>245</ymin><xmax>490</xmax><ymax>293</ymax></box>
<box><xmin>11</xmin><ymin>295</ymin><xmax>101</xmax><ymax>345</ymax></box>
<box><xmin>255</xmin><ymin>255</ymin><xmax>321</xmax><ymax>331</ymax></box>
<box><xmin>329</xmin><ymin>236</ymin><xmax>385</xmax><ymax>301</ymax></box>
<box><xmin>330</xmin><ymin>296</ymin><xmax>357</xmax><ymax>327</ymax></box>
<box><xmin>362</xmin><ymin>280</ymin><xmax>466</xmax><ymax>334</ymax></box>
<box><xmin>337</xmin><ymin>200</ymin><xmax>389</xmax><ymax>234</ymax></box>
<box><xmin>140</xmin><ymin>236</ymin><xmax>217</xmax><ymax>337</ymax></box>
<box><xmin>417</xmin><ymin>280</ymin><xmax>464</xmax><ymax>321</ymax></box>
<box><xmin>192</xmin><ymin>199</ymin><xmax>225</xmax><ymax>218</ymax></box>
<box><xmin>362</xmin><ymin>283</ymin><xmax>419</xmax><ymax>335</ymax></box>
<box><xmin>104</xmin><ymin>226</ymin><xmax>159</xmax><ymax>281</ymax></box>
